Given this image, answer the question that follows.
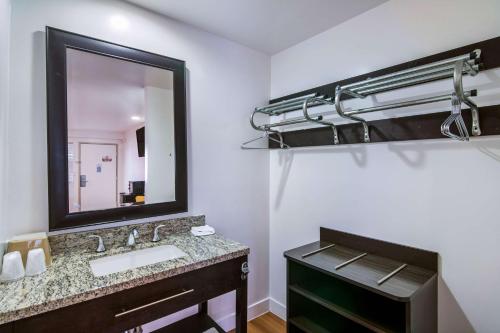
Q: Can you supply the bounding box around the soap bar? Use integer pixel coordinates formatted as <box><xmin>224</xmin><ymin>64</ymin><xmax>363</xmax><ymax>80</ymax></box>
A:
<box><xmin>7</xmin><ymin>232</ymin><xmax>52</xmax><ymax>267</ymax></box>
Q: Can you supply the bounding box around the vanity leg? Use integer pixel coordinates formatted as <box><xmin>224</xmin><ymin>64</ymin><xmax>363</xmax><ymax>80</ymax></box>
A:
<box><xmin>198</xmin><ymin>301</ymin><xmax>208</xmax><ymax>314</ymax></box>
<box><xmin>235</xmin><ymin>279</ymin><xmax>248</xmax><ymax>333</ymax></box>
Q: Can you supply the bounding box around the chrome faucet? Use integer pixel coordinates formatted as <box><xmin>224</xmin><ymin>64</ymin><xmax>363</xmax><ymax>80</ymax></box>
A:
<box><xmin>127</xmin><ymin>228</ymin><xmax>139</xmax><ymax>247</ymax></box>
<box><xmin>152</xmin><ymin>225</ymin><xmax>167</xmax><ymax>242</ymax></box>
<box><xmin>88</xmin><ymin>235</ymin><xmax>106</xmax><ymax>253</ymax></box>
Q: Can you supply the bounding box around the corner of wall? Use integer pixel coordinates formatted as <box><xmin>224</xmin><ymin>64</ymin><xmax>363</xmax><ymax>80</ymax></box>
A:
<box><xmin>0</xmin><ymin>0</ymin><xmax>12</xmax><ymax>243</ymax></box>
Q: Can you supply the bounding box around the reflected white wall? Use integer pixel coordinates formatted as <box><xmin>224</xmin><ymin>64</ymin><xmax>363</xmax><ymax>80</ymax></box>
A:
<box><xmin>122</xmin><ymin>125</ymin><xmax>146</xmax><ymax>193</ymax></box>
<box><xmin>144</xmin><ymin>86</ymin><xmax>175</xmax><ymax>203</ymax></box>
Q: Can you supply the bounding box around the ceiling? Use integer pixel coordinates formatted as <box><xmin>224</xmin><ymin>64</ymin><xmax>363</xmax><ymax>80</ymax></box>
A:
<box><xmin>127</xmin><ymin>0</ymin><xmax>387</xmax><ymax>54</ymax></box>
<box><xmin>67</xmin><ymin>48</ymin><xmax>173</xmax><ymax>133</ymax></box>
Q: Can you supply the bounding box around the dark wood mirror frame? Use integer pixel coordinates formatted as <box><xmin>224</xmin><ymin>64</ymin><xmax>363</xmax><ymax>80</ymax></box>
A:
<box><xmin>46</xmin><ymin>27</ymin><xmax>187</xmax><ymax>231</ymax></box>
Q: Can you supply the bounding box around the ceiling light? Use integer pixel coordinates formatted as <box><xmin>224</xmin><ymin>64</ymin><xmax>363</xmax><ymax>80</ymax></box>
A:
<box><xmin>131</xmin><ymin>116</ymin><xmax>143</xmax><ymax>121</ymax></box>
<box><xmin>109</xmin><ymin>15</ymin><xmax>129</xmax><ymax>31</ymax></box>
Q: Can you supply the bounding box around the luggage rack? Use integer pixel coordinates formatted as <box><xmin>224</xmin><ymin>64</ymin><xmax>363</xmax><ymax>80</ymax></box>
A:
<box><xmin>300</xmin><ymin>242</ymin><xmax>409</xmax><ymax>286</ymax></box>
<box><xmin>284</xmin><ymin>227</ymin><xmax>438</xmax><ymax>332</ymax></box>
<box><xmin>242</xmin><ymin>49</ymin><xmax>482</xmax><ymax>149</ymax></box>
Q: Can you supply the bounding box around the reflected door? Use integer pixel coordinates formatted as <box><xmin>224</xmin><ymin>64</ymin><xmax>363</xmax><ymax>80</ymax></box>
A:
<box><xmin>80</xmin><ymin>143</ymin><xmax>117</xmax><ymax>211</ymax></box>
<box><xmin>67</xmin><ymin>143</ymin><xmax>79</xmax><ymax>213</ymax></box>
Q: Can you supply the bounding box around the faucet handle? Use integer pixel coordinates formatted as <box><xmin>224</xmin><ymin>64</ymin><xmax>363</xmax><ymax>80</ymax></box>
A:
<box><xmin>152</xmin><ymin>225</ymin><xmax>167</xmax><ymax>242</ymax></box>
<box><xmin>127</xmin><ymin>228</ymin><xmax>139</xmax><ymax>247</ymax></box>
<box><xmin>88</xmin><ymin>235</ymin><xmax>106</xmax><ymax>253</ymax></box>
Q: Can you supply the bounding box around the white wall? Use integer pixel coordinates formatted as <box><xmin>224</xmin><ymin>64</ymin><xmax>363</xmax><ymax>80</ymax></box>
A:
<box><xmin>0</xmin><ymin>0</ymin><xmax>11</xmax><ymax>264</ymax></box>
<box><xmin>269</xmin><ymin>1</ymin><xmax>500</xmax><ymax>332</ymax></box>
<box><xmin>6</xmin><ymin>0</ymin><xmax>270</xmax><ymax>330</ymax></box>
<box><xmin>144</xmin><ymin>86</ymin><xmax>175</xmax><ymax>203</ymax></box>
<box><xmin>122</xmin><ymin>125</ymin><xmax>145</xmax><ymax>193</ymax></box>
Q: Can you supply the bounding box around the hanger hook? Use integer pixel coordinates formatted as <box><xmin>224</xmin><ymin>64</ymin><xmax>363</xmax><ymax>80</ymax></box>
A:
<box><xmin>335</xmin><ymin>86</ymin><xmax>370</xmax><ymax>143</ymax></box>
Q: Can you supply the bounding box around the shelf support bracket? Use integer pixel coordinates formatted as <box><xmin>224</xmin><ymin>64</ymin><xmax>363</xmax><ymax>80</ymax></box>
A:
<box><xmin>454</xmin><ymin>59</ymin><xmax>481</xmax><ymax>136</ymax></box>
<box><xmin>303</xmin><ymin>97</ymin><xmax>339</xmax><ymax>144</ymax></box>
<box><xmin>335</xmin><ymin>86</ymin><xmax>370</xmax><ymax>143</ymax></box>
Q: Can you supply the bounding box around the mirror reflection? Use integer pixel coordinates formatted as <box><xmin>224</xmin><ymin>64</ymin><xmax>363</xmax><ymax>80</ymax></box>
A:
<box><xmin>66</xmin><ymin>48</ymin><xmax>176</xmax><ymax>213</ymax></box>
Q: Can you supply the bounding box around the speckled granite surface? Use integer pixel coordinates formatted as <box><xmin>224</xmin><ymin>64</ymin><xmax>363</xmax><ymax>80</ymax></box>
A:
<box><xmin>0</xmin><ymin>217</ymin><xmax>249</xmax><ymax>325</ymax></box>
<box><xmin>49</xmin><ymin>215</ymin><xmax>205</xmax><ymax>254</ymax></box>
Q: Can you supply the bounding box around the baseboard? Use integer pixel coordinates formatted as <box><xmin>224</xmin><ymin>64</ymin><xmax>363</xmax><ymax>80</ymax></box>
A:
<box><xmin>269</xmin><ymin>298</ymin><xmax>286</xmax><ymax>321</ymax></box>
<box><xmin>215</xmin><ymin>297</ymin><xmax>270</xmax><ymax>331</ymax></box>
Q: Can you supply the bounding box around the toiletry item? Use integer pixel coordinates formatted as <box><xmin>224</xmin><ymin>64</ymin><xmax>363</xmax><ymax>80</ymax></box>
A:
<box><xmin>7</xmin><ymin>232</ymin><xmax>52</xmax><ymax>267</ymax></box>
<box><xmin>0</xmin><ymin>251</ymin><xmax>25</xmax><ymax>282</ymax></box>
<box><xmin>25</xmin><ymin>248</ymin><xmax>47</xmax><ymax>276</ymax></box>
<box><xmin>190</xmin><ymin>225</ymin><xmax>215</xmax><ymax>237</ymax></box>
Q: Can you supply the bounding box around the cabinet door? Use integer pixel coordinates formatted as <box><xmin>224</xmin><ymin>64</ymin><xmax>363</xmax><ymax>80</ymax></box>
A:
<box><xmin>0</xmin><ymin>323</ymin><xmax>13</xmax><ymax>333</ymax></box>
<box><xmin>13</xmin><ymin>296</ymin><xmax>113</xmax><ymax>333</ymax></box>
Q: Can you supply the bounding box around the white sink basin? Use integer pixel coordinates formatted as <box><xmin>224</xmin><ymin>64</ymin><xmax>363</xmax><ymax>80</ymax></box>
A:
<box><xmin>90</xmin><ymin>245</ymin><xmax>187</xmax><ymax>277</ymax></box>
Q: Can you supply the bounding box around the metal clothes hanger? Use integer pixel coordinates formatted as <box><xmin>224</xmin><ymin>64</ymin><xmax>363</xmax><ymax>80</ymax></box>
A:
<box><xmin>241</xmin><ymin>130</ymin><xmax>290</xmax><ymax>149</ymax></box>
<box><xmin>441</xmin><ymin>93</ymin><xmax>469</xmax><ymax>141</ymax></box>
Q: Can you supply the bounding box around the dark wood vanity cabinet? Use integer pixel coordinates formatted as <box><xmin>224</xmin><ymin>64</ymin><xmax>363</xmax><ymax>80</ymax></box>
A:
<box><xmin>0</xmin><ymin>323</ymin><xmax>13</xmax><ymax>333</ymax></box>
<box><xmin>9</xmin><ymin>256</ymin><xmax>248</xmax><ymax>333</ymax></box>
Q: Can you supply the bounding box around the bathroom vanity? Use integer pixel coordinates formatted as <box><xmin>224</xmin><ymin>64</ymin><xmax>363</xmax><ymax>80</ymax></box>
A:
<box><xmin>0</xmin><ymin>27</ymin><xmax>252</xmax><ymax>332</ymax></box>
<box><xmin>0</xmin><ymin>217</ymin><xmax>249</xmax><ymax>333</ymax></box>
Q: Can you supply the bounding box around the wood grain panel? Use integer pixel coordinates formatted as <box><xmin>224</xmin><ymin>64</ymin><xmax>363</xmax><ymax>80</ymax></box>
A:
<box><xmin>269</xmin><ymin>105</ymin><xmax>500</xmax><ymax>148</ymax></box>
<box><xmin>229</xmin><ymin>312</ymin><xmax>285</xmax><ymax>333</ymax></box>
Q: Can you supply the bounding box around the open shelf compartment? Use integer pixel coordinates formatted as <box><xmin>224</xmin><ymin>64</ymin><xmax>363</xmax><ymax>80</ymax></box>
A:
<box><xmin>289</xmin><ymin>290</ymin><xmax>373</xmax><ymax>333</ymax></box>
<box><xmin>288</xmin><ymin>260</ymin><xmax>405</xmax><ymax>333</ymax></box>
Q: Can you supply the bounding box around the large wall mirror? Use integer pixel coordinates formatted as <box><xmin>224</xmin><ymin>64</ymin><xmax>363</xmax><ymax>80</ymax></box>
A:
<box><xmin>46</xmin><ymin>27</ymin><xmax>187</xmax><ymax>230</ymax></box>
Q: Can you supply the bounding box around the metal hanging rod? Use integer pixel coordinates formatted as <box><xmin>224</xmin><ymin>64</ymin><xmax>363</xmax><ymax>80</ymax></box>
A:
<box><xmin>335</xmin><ymin>253</ymin><xmax>368</xmax><ymax>270</ymax></box>
<box><xmin>255</xmin><ymin>93</ymin><xmax>318</xmax><ymax>115</ymax></box>
<box><xmin>240</xmin><ymin>130</ymin><xmax>291</xmax><ymax>150</ymax></box>
<box><xmin>355</xmin><ymin>64</ymin><xmax>477</xmax><ymax>97</ymax></box>
<box><xmin>345</xmin><ymin>90</ymin><xmax>476</xmax><ymax>116</ymax></box>
<box><xmin>243</xmin><ymin>94</ymin><xmax>335</xmax><ymax>149</ymax></box>
<box><xmin>299</xmin><ymin>243</ymin><xmax>411</xmax><ymax>285</ymax></box>
<box><xmin>301</xmin><ymin>243</ymin><xmax>336</xmax><ymax>258</ymax></box>
<box><xmin>335</xmin><ymin>50</ymin><xmax>481</xmax><ymax>142</ymax></box>
<box><xmin>377</xmin><ymin>264</ymin><xmax>408</xmax><ymax>285</ymax></box>
<box><xmin>251</xmin><ymin>97</ymin><xmax>333</xmax><ymax>129</ymax></box>
<box><xmin>340</xmin><ymin>50</ymin><xmax>480</xmax><ymax>96</ymax></box>
<box><xmin>242</xmin><ymin>49</ymin><xmax>483</xmax><ymax>149</ymax></box>
<box><xmin>268</xmin><ymin>90</ymin><xmax>476</xmax><ymax>122</ymax></box>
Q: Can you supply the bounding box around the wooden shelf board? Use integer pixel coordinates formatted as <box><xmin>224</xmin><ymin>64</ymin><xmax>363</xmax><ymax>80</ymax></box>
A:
<box><xmin>152</xmin><ymin>313</ymin><xmax>224</xmax><ymax>333</ymax></box>
<box><xmin>285</xmin><ymin>241</ymin><xmax>436</xmax><ymax>301</ymax></box>
<box><xmin>289</xmin><ymin>284</ymin><xmax>393</xmax><ymax>333</ymax></box>
<box><xmin>289</xmin><ymin>316</ymin><xmax>331</xmax><ymax>333</ymax></box>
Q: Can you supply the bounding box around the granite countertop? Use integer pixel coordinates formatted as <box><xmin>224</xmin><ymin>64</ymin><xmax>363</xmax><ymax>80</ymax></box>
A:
<box><xmin>0</xmin><ymin>229</ymin><xmax>249</xmax><ymax>325</ymax></box>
